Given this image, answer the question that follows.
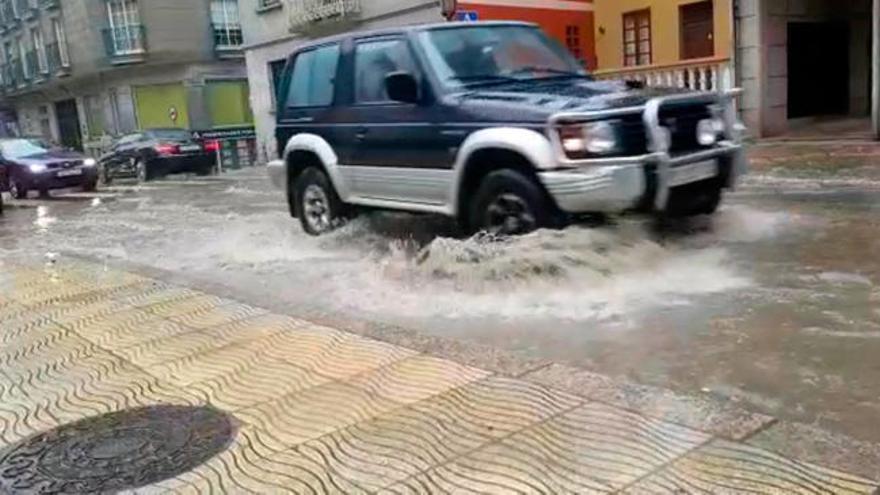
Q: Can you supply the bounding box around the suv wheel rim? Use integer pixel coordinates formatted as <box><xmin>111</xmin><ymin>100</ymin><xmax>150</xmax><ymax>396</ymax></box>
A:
<box><xmin>9</xmin><ymin>179</ymin><xmax>20</xmax><ymax>199</ymax></box>
<box><xmin>485</xmin><ymin>193</ymin><xmax>536</xmax><ymax>236</ymax></box>
<box><xmin>303</xmin><ymin>184</ymin><xmax>332</xmax><ymax>233</ymax></box>
<box><xmin>135</xmin><ymin>160</ymin><xmax>146</xmax><ymax>182</ymax></box>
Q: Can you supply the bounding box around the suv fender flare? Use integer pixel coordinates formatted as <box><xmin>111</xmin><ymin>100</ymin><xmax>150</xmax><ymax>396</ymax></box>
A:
<box><xmin>450</xmin><ymin>127</ymin><xmax>555</xmax><ymax>216</ymax></box>
<box><xmin>282</xmin><ymin>133</ymin><xmax>350</xmax><ymax>199</ymax></box>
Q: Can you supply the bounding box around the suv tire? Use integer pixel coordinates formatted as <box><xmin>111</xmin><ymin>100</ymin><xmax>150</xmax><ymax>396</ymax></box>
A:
<box><xmin>9</xmin><ymin>174</ymin><xmax>27</xmax><ymax>200</ymax></box>
<box><xmin>469</xmin><ymin>169</ymin><xmax>558</xmax><ymax>236</ymax></box>
<box><xmin>295</xmin><ymin>167</ymin><xmax>346</xmax><ymax>236</ymax></box>
<box><xmin>665</xmin><ymin>178</ymin><xmax>722</xmax><ymax>217</ymax></box>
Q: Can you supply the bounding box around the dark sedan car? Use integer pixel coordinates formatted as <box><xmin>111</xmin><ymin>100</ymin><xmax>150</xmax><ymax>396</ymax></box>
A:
<box><xmin>99</xmin><ymin>128</ymin><xmax>218</xmax><ymax>183</ymax></box>
<box><xmin>0</xmin><ymin>138</ymin><xmax>98</xmax><ymax>199</ymax></box>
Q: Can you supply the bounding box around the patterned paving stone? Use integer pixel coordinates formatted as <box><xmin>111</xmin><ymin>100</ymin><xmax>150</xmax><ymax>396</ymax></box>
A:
<box><xmin>626</xmin><ymin>439</ymin><xmax>879</xmax><ymax>495</ymax></box>
<box><xmin>1</xmin><ymin>259</ymin><xmax>877</xmax><ymax>494</ymax></box>
<box><xmin>385</xmin><ymin>402</ymin><xmax>710</xmax><ymax>494</ymax></box>
<box><xmin>116</xmin><ymin>317</ymin><xmax>283</xmax><ymax>368</ymax></box>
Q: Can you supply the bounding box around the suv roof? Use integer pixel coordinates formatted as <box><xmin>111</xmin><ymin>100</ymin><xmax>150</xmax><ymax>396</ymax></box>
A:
<box><xmin>292</xmin><ymin>20</ymin><xmax>538</xmax><ymax>52</ymax></box>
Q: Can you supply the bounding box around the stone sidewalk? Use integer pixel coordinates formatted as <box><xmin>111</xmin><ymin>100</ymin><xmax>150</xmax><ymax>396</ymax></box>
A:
<box><xmin>1</xmin><ymin>258</ymin><xmax>878</xmax><ymax>494</ymax></box>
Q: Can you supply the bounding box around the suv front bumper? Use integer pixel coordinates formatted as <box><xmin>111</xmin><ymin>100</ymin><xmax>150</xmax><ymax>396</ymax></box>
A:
<box><xmin>541</xmin><ymin>90</ymin><xmax>746</xmax><ymax>214</ymax></box>
<box><xmin>540</xmin><ymin>142</ymin><xmax>746</xmax><ymax>213</ymax></box>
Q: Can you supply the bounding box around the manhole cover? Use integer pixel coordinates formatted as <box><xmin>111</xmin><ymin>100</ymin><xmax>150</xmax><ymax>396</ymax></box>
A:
<box><xmin>0</xmin><ymin>405</ymin><xmax>235</xmax><ymax>494</ymax></box>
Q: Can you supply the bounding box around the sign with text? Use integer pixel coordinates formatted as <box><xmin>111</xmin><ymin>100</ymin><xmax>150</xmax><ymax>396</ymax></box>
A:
<box><xmin>191</xmin><ymin>127</ymin><xmax>256</xmax><ymax>141</ymax></box>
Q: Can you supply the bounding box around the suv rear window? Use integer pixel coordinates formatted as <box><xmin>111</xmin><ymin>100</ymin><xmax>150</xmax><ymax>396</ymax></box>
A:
<box><xmin>287</xmin><ymin>44</ymin><xmax>340</xmax><ymax>108</ymax></box>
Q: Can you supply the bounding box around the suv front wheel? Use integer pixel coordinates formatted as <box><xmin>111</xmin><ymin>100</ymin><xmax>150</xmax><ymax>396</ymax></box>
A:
<box><xmin>295</xmin><ymin>167</ymin><xmax>347</xmax><ymax>236</ymax></box>
<box><xmin>469</xmin><ymin>169</ymin><xmax>558</xmax><ymax>236</ymax></box>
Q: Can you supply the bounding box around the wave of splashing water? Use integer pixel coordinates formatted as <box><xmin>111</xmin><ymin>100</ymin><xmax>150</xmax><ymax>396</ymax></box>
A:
<box><xmin>333</xmin><ymin>220</ymin><xmax>752</xmax><ymax>321</ymax></box>
<box><xmin>4</xmin><ymin>199</ymin><xmax>786</xmax><ymax>322</ymax></box>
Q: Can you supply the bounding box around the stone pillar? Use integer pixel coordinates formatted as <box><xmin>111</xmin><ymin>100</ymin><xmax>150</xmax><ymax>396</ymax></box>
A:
<box><xmin>873</xmin><ymin>0</ymin><xmax>880</xmax><ymax>139</ymax></box>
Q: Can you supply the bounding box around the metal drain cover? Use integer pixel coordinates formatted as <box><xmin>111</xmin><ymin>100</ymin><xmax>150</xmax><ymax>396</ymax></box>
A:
<box><xmin>0</xmin><ymin>405</ymin><xmax>235</xmax><ymax>494</ymax></box>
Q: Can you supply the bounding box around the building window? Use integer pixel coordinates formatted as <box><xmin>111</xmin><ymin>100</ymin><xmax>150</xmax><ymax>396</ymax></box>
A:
<box><xmin>211</xmin><ymin>0</ymin><xmax>242</xmax><ymax>48</ymax></box>
<box><xmin>268</xmin><ymin>58</ymin><xmax>286</xmax><ymax>110</ymax></box>
<box><xmin>258</xmin><ymin>0</ymin><xmax>281</xmax><ymax>10</ymax></box>
<box><xmin>106</xmin><ymin>0</ymin><xmax>143</xmax><ymax>55</ymax></box>
<box><xmin>679</xmin><ymin>0</ymin><xmax>714</xmax><ymax>60</ymax></box>
<box><xmin>17</xmin><ymin>36</ymin><xmax>29</xmax><ymax>79</ymax></box>
<box><xmin>565</xmin><ymin>25</ymin><xmax>582</xmax><ymax>61</ymax></box>
<box><xmin>51</xmin><ymin>18</ymin><xmax>69</xmax><ymax>67</ymax></box>
<box><xmin>31</xmin><ymin>27</ymin><xmax>46</xmax><ymax>74</ymax></box>
<box><xmin>623</xmin><ymin>9</ymin><xmax>651</xmax><ymax>67</ymax></box>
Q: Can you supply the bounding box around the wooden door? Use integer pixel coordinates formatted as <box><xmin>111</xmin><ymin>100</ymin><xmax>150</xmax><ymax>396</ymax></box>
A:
<box><xmin>680</xmin><ymin>1</ymin><xmax>714</xmax><ymax>60</ymax></box>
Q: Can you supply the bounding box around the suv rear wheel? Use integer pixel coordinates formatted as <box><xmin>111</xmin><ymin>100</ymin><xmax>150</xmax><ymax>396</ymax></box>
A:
<box><xmin>469</xmin><ymin>169</ymin><xmax>558</xmax><ymax>236</ymax></box>
<box><xmin>295</xmin><ymin>167</ymin><xmax>346</xmax><ymax>236</ymax></box>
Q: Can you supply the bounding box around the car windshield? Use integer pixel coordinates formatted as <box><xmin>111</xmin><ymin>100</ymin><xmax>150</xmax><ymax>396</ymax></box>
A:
<box><xmin>418</xmin><ymin>25</ymin><xmax>587</xmax><ymax>88</ymax></box>
<box><xmin>0</xmin><ymin>139</ymin><xmax>52</xmax><ymax>159</ymax></box>
<box><xmin>148</xmin><ymin>129</ymin><xmax>192</xmax><ymax>142</ymax></box>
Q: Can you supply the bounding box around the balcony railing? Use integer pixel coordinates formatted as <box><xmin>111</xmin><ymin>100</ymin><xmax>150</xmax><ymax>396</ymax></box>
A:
<box><xmin>213</xmin><ymin>23</ymin><xmax>243</xmax><ymax>53</ymax></box>
<box><xmin>593</xmin><ymin>56</ymin><xmax>733</xmax><ymax>93</ymax></box>
<box><xmin>288</xmin><ymin>0</ymin><xmax>360</xmax><ymax>31</ymax></box>
<box><xmin>102</xmin><ymin>25</ymin><xmax>147</xmax><ymax>64</ymax></box>
<box><xmin>46</xmin><ymin>41</ymin><xmax>69</xmax><ymax>76</ymax></box>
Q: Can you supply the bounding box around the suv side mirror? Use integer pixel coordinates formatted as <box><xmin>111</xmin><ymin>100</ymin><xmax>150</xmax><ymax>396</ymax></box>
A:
<box><xmin>385</xmin><ymin>71</ymin><xmax>419</xmax><ymax>104</ymax></box>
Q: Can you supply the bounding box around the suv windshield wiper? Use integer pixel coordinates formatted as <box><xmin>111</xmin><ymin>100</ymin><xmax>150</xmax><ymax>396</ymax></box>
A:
<box><xmin>507</xmin><ymin>66</ymin><xmax>588</xmax><ymax>79</ymax></box>
<box><xmin>450</xmin><ymin>74</ymin><xmax>519</xmax><ymax>86</ymax></box>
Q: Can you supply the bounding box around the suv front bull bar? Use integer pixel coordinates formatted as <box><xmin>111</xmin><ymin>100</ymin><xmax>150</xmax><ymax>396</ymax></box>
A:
<box><xmin>547</xmin><ymin>89</ymin><xmax>746</xmax><ymax>211</ymax></box>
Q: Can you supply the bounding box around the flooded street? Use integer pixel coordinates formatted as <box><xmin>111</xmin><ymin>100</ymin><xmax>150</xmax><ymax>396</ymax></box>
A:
<box><xmin>2</xmin><ymin>168</ymin><xmax>879</xmax><ymax>445</ymax></box>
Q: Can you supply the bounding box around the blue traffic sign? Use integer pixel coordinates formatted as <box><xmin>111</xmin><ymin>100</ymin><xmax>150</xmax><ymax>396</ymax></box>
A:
<box><xmin>455</xmin><ymin>10</ymin><xmax>478</xmax><ymax>21</ymax></box>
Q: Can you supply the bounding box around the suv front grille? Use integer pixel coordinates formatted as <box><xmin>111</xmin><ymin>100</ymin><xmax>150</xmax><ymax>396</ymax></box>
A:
<box><xmin>613</xmin><ymin>102</ymin><xmax>713</xmax><ymax>156</ymax></box>
<box><xmin>659</xmin><ymin>103</ymin><xmax>712</xmax><ymax>153</ymax></box>
<box><xmin>47</xmin><ymin>160</ymin><xmax>83</xmax><ymax>170</ymax></box>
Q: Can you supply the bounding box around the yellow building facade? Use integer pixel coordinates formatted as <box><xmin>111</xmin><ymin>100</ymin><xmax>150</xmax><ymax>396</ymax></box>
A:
<box><xmin>593</xmin><ymin>0</ymin><xmax>732</xmax><ymax>72</ymax></box>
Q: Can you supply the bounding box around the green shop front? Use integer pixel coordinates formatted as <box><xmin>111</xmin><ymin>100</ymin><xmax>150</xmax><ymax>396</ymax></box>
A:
<box><xmin>129</xmin><ymin>79</ymin><xmax>256</xmax><ymax>170</ymax></box>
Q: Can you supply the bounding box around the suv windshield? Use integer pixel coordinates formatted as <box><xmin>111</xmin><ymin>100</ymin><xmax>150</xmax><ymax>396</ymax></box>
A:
<box><xmin>419</xmin><ymin>25</ymin><xmax>587</xmax><ymax>88</ymax></box>
<box><xmin>0</xmin><ymin>139</ymin><xmax>51</xmax><ymax>159</ymax></box>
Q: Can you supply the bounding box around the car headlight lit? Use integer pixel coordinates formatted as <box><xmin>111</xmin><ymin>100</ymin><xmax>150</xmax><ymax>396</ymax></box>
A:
<box><xmin>697</xmin><ymin>117</ymin><xmax>726</xmax><ymax>146</ymax></box>
<box><xmin>83</xmin><ymin>158</ymin><xmax>97</xmax><ymax>167</ymax></box>
<box><xmin>558</xmin><ymin>121</ymin><xmax>618</xmax><ymax>158</ymax></box>
<box><xmin>28</xmin><ymin>164</ymin><xmax>47</xmax><ymax>173</ymax></box>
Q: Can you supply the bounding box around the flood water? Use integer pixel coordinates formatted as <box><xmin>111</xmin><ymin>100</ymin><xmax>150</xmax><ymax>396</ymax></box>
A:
<box><xmin>1</xmin><ymin>169</ymin><xmax>878</xmax><ymax>443</ymax></box>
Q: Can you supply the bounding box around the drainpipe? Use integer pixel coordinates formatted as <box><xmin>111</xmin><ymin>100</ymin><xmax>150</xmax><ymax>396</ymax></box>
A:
<box><xmin>873</xmin><ymin>0</ymin><xmax>880</xmax><ymax>139</ymax></box>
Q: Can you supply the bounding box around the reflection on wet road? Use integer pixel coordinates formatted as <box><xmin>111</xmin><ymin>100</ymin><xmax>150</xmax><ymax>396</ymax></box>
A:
<box><xmin>1</xmin><ymin>170</ymin><xmax>878</xmax><ymax>443</ymax></box>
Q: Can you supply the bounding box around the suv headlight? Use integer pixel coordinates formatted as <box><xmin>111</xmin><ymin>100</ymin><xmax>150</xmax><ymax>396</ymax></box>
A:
<box><xmin>28</xmin><ymin>164</ymin><xmax>47</xmax><ymax>173</ymax></box>
<box><xmin>83</xmin><ymin>158</ymin><xmax>97</xmax><ymax>167</ymax></box>
<box><xmin>697</xmin><ymin>117</ymin><xmax>726</xmax><ymax>146</ymax></box>
<box><xmin>558</xmin><ymin>121</ymin><xmax>618</xmax><ymax>159</ymax></box>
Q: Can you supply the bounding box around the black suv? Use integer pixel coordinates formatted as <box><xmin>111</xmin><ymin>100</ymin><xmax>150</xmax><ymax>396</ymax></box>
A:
<box><xmin>268</xmin><ymin>22</ymin><xmax>746</xmax><ymax>236</ymax></box>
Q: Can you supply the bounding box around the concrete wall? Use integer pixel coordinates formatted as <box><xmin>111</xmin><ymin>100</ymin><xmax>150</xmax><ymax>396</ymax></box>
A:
<box><xmin>243</xmin><ymin>0</ymin><xmax>440</xmax><ymax>164</ymax></box>
<box><xmin>738</xmin><ymin>0</ymin><xmax>872</xmax><ymax>137</ymax></box>
<box><xmin>594</xmin><ymin>0</ymin><xmax>733</xmax><ymax>70</ymax></box>
<box><xmin>734</xmin><ymin>0</ymin><xmax>761</xmax><ymax>136</ymax></box>
<box><xmin>240</xmin><ymin>0</ymin><xmax>290</xmax><ymax>47</ymax></box>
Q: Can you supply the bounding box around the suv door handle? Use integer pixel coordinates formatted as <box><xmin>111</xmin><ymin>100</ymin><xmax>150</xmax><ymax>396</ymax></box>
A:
<box><xmin>355</xmin><ymin>127</ymin><xmax>368</xmax><ymax>140</ymax></box>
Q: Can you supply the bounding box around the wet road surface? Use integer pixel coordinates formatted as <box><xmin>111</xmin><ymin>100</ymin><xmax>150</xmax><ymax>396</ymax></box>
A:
<box><xmin>1</xmin><ymin>169</ymin><xmax>878</xmax><ymax>445</ymax></box>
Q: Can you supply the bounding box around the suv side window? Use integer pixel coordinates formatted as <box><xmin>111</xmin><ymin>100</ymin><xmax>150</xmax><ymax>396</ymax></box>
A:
<box><xmin>354</xmin><ymin>38</ymin><xmax>415</xmax><ymax>104</ymax></box>
<box><xmin>287</xmin><ymin>44</ymin><xmax>341</xmax><ymax>108</ymax></box>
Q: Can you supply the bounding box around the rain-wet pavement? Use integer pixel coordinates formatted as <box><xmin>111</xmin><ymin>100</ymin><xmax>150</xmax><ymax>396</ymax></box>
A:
<box><xmin>1</xmin><ymin>167</ymin><xmax>878</xmax><ymax>451</ymax></box>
